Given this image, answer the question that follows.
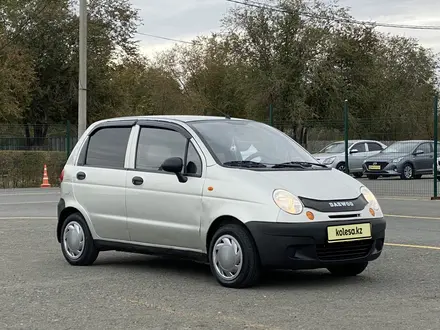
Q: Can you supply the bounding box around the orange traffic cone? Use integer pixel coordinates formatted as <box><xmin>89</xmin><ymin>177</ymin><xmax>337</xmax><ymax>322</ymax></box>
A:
<box><xmin>41</xmin><ymin>164</ymin><xmax>51</xmax><ymax>188</ymax></box>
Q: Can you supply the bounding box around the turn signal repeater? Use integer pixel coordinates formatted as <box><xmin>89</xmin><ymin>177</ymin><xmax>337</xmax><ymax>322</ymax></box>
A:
<box><xmin>306</xmin><ymin>211</ymin><xmax>314</xmax><ymax>220</ymax></box>
<box><xmin>369</xmin><ymin>208</ymin><xmax>375</xmax><ymax>216</ymax></box>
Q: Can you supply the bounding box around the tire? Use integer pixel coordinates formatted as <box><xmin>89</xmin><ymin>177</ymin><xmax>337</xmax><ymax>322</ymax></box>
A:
<box><xmin>60</xmin><ymin>212</ymin><xmax>99</xmax><ymax>266</ymax></box>
<box><xmin>400</xmin><ymin>163</ymin><xmax>414</xmax><ymax>180</ymax></box>
<box><xmin>327</xmin><ymin>262</ymin><xmax>368</xmax><ymax>276</ymax></box>
<box><xmin>208</xmin><ymin>224</ymin><xmax>261</xmax><ymax>288</ymax></box>
<box><xmin>336</xmin><ymin>162</ymin><xmax>346</xmax><ymax>172</ymax></box>
<box><xmin>353</xmin><ymin>172</ymin><xmax>363</xmax><ymax>178</ymax></box>
<box><xmin>367</xmin><ymin>174</ymin><xmax>379</xmax><ymax>180</ymax></box>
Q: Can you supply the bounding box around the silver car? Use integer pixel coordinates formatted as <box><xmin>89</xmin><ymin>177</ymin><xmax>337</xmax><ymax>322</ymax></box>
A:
<box><xmin>313</xmin><ymin>140</ymin><xmax>387</xmax><ymax>177</ymax></box>
<box><xmin>56</xmin><ymin>116</ymin><xmax>386</xmax><ymax>288</ymax></box>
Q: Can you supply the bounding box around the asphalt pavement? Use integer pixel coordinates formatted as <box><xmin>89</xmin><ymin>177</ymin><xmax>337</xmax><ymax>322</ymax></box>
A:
<box><xmin>1</xmin><ymin>188</ymin><xmax>440</xmax><ymax>329</ymax></box>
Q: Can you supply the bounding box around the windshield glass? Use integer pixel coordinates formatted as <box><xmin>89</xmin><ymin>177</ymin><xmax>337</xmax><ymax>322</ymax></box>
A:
<box><xmin>382</xmin><ymin>141</ymin><xmax>419</xmax><ymax>153</ymax></box>
<box><xmin>319</xmin><ymin>142</ymin><xmax>353</xmax><ymax>153</ymax></box>
<box><xmin>189</xmin><ymin>119</ymin><xmax>321</xmax><ymax>168</ymax></box>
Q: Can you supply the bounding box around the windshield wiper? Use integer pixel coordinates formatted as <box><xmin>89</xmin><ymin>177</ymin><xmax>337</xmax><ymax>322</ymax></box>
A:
<box><xmin>271</xmin><ymin>161</ymin><xmax>328</xmax><ymax>169</ymax></box>
<box><xmin>223</xmin><ymin>161</ymin><xmax>267</xmax><ymax>168</ymax></box>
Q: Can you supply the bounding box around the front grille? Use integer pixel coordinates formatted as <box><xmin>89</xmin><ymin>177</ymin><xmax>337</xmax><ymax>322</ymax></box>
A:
<box><xmin>316</xmin><ymin>239</ymin><xmax>373</xmax><ymax>261</ymax></box>
<box><xmin>299</xmin><ymin>195</ymin><xmax>368</xmax><ymax>213</ymax></box>
<box><xmin>364</xmin><ymin>161</ymin><xmax>389</xmax><ymax>171</ymax></box>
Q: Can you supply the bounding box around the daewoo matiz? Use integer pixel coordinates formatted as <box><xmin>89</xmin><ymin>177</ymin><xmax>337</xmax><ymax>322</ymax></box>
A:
<box><xmin>57</xmin><ymin>115</ymin><xmax>386</xmax><ymax>288</ymax></box>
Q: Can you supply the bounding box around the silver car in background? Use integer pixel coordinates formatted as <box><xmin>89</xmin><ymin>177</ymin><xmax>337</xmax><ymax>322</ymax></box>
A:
<box><xmin>313</xmin><ymin>140</ymin><xmax>387</xmax><ymax>178</ymax></box>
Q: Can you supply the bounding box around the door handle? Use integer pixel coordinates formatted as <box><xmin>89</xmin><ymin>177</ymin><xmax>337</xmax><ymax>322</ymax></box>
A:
<box><xmin>132</xmin><ymin>176</ymin><xmax>144</xmax><ymax>186</ymax></box>
<box><xmin>76</xmin><ymin>172</ymin><xmax>86</xmax><ymax>180</ymax></box>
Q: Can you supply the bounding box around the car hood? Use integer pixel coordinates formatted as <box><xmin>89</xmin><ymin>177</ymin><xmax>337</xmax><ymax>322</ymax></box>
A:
<box><xmin>256</xmin><ymin>168</ymin><xmax>362</xmax><ymax>200</ymax></box>
<box><xmin>312</xmin><ymin>153</ymin><xmax>342</xmax><ymax>161</ymax></box>
<box><xmin>366</xmin><ymin>152</ymin><xmax>408</xmax><ymax>161</ymax></box>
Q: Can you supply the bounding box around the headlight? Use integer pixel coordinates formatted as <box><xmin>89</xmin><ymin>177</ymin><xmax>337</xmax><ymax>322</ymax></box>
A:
<box><xmin>273</xmin><ymin>189</ymin><xmax>304</xmax><ymax>215</ymax></box>
<box><xmin>323</xmin><ymin>157</ymin><xmax>335</xmax><ymax>165</ymax></box>
<box><xmin>360</xmin><ymin>186</ymin><xmax>380</xmax><ymax>211</ymax></box>
<box><xmin>392</xmin><ymin>157</ymin><xmax>403</xmax><ymax>163</ymax></box>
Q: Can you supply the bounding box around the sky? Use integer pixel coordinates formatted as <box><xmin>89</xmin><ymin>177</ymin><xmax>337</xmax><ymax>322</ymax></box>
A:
<box><xmin>129</xmin><ymin>0</ymin><xmax>440</xmax><ymax>59</ymax></box>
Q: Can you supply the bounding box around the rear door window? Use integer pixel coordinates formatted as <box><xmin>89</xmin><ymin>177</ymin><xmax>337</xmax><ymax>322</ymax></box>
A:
<box><xmin>83</xmin><ymin>127</ymin><xmax>132</xmax><ymax>169</ymax></box>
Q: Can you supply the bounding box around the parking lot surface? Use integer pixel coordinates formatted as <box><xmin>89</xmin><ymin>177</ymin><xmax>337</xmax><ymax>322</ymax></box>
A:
<box><xmin>1</xmin><ymin>187</ymin><xmax>440</xmax><ymax>329</ymax></box>
<box><xmin>359</xmin><ymin>175</ymin><xmax>440</xmax><ymax>198</ymax></box>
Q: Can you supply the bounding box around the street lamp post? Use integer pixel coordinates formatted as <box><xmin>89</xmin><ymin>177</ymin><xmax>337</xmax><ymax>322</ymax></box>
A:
<box><xmin>78</xmin><ymin>0</ymin><xmax>87</xmax><ymax>139</ymax></box>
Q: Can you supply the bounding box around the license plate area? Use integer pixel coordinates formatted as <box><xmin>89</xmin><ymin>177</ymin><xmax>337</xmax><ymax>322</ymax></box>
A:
<box><xmin>368</xmin><ymin>165</ymin><xmax>381</xmax><ymax>170</ymax></box>
<box><xmin>327</xmin><ymin>223</ymin><xmax>372</xmax><ymax>243</ymax></box>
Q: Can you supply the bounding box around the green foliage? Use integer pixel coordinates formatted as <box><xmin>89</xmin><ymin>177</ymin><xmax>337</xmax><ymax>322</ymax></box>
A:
<box><xmin>0</xmin><ymin>151</ymin><xmax>65</xmax><ymax>188</ymax></box>
<box><xmin>0</xmin><ymin>0</ymin><xmax>439</xmax><ymax>151</ymax></box>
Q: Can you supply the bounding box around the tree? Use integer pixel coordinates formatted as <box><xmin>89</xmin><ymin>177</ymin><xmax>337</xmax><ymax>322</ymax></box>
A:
<box><xmin>1</xmin><ymin>0</ymin><xmax>141</xmax><ymax>147</ymax></box>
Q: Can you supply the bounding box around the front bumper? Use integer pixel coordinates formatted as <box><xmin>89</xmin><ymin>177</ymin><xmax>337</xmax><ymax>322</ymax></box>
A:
<box><xmin>246</xmin><ymin>218</ymin><xmax>386</xmax><ymax>270</ymax></box>
<box><xmin>362</xmin><ymin>162</ymin><xmax>403</xmax><ymax>176</ymax></box>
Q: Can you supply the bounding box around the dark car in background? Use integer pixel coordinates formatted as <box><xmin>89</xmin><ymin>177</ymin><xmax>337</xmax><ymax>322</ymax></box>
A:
<box><xmin>363</xmin><ymin>140</ymin><xmax>436</xmax><ymax>180</ymax></box>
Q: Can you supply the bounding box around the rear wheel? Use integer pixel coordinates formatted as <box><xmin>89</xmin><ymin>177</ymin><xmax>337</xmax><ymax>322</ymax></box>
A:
<box><xmin>208</xmin><ymin>224</ymin><xmax>261</xmax><ymax>288</ymax></box>
<box><xmin>60</xmin><ymin>213</ymin><xmax>99</xmax><ymax>266</ymax></box>
<box><xmin>327</xmin><ymin>262</ymin><xmax>368</xmax><ymax>276</ymax></box>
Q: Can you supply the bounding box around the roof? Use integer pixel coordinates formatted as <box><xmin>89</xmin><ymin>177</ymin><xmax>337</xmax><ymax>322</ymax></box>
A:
<box><xmin>102</xmin><ymin>115</ymin><xmax>244</xmax><ymax>124</ymax></box>
<box><xmin>332</xmin><ymin>139</ymin><xmax>384</xmax><ymax>143</ymax></box>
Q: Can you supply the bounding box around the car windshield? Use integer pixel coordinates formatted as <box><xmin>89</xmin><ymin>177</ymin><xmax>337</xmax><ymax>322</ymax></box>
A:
<box><xmin>382</xmin><ymin>141</ymin><xmax>419</xmax><ymax>153</ymax></box>
<box><xmin>189</xmin><ymin>119</ymin><xmax>324</xmax><ymax>169</ymax></box>
<box><xmin>319</xmin><ymin>142</ymin><xmax>353</xmax><ymax>153</ymax></box>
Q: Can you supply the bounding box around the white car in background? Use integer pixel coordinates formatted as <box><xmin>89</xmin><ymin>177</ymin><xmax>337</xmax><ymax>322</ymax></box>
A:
<box><xmin>437</xmin><ymin>157</ymin><xmax>440</xmax><ymax>181</ymax></box>
<box><xmin>313</xmin><ymin>140</ymin><xmax>387</xmax><ymax>178</ymax></box>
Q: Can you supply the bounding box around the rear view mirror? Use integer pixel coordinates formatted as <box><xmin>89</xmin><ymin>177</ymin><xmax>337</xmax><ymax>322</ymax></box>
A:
<box><xmin>161</xmin><ymin>157</ymin><xmax>187</xmax><ymax>183</ymax></box>
<box><xmin>414</xmin><ymin>150</ymin><xmax>424</xmax><ymax>155</ymax></box>
<box><xmin>350</xmin><ymin>149</ymin><xmax>359</xmax><ymax>154</ymax></box>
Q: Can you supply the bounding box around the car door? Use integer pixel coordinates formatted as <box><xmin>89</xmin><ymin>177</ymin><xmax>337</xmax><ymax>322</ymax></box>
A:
<box><xmin>348</xmin><ymin>142</ymin><xmax>368</xmax><ymax>172</ymax></box>
<box><xmin>72</xmin><ymin>123</ymin><xmax>133</xmax><ymax>241</ymax></box>
<box><xmin>413</xmin><ymin>142</ymin><xmax>433</xmax><ymax>173</ymax></box>
<box><xmin>125</xmin><ymin>122</ymin><xmax>205</xmax><ymax>250</ymax></box>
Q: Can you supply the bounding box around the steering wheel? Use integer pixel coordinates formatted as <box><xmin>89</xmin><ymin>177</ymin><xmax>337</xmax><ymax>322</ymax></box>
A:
<box><xmin>244</xmin><ymin>152</ymin><xmax>264</xmax><ymax>162</ymax></box>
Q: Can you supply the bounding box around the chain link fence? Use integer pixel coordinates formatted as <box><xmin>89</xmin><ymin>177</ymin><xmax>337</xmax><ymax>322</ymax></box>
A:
<box><xmin>270</xmin><ymin>97</ymin><xmax>440</xmax><ymax>199</ymax></box>
<box><xmin>2</xmin><ymin>102</ymin><xmax>440</xmax><ymax>198</ymax></box>
<box><xmin>0</xmin><ymin>122</ymin><xmax>77</xmax><ymax>188</ymax></box>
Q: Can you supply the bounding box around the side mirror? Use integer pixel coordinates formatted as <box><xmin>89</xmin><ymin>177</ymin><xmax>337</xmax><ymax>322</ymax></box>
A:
<box><xmin>161</xmin><ymin>157</ymin><xmax>187</xmax><ymax>183</ymax></box>
<box><xmin>350</xmin><ymin>149</ymin><xmax>359</xmax><ymax>154</ymax></box>
<box><xmin>414</xmin><ymin>150</ymin><xmax>424</xmax><ymax>155</ymax></box>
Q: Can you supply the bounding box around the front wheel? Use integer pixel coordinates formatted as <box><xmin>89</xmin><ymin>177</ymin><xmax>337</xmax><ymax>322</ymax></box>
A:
<box><xmin>327</xmin><ymin>262</ymin><xmax>368</xmax><ymax>276</ymax></box>
<box><xmin>60</xmin><ymin>213</ymin><xmax>99</xmax><ymax>266</ymax></box>
<box><xmin>208</xmin><ymin>224</ymin><xmax>261</xmax><ymax>288</ymax></box>
<box><xmin>367</xmin><ymin>174</ymin><xmax>379</xmax><ymax>180</ymax></box>
<box><xmin>336</xmin><ymin>162</ymin><xmax>346</xmax><ymax>172</ymax></box>
<box><xmin>353</xmin><ymin>172</ymin><xmax>363</xmax><ymax>178</ymax></box>
<box><xmin>400</xmin><ymin>163</ymin><xmax>414</xmax><ymax>180</ymax></box>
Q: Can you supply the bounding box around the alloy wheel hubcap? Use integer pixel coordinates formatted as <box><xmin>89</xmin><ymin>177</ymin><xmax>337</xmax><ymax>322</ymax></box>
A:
<box><xmin>63</xmin><ymin>221</ymin><xmax>85</xmax><ymax>260</ymax></box>
<box><xmin>212</xmin><ymin>235</ymin><xmax>243</xmax><ymax>280</ymax></box>
<box><xmin>404</xmin><ymin>166</ymin><xmax>412</xmax><ymax>178</ymax></box>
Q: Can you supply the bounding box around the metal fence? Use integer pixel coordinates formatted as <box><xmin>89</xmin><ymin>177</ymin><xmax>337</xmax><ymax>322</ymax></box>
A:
<box><xmin>1</xmin><ymin>103</ymin><xmax>440</xmax><ymax>199</ymax></box>
<box><xmin>0</xmin><ymin>122</ymin><xmax>77</xmax><ymax>188</ymax></box>
<box><xmin>271</xmin><ymin>96</ymin><xmax>440</xmax><ymax>199</ymax></box>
